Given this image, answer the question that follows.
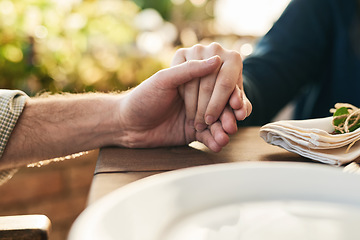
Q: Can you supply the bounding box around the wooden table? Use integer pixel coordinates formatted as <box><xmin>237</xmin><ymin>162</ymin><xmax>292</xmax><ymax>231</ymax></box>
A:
<box><xmin>87</xmin><ymin>127</ymin><xmax>317</xmax><ymax>205</ymax></box>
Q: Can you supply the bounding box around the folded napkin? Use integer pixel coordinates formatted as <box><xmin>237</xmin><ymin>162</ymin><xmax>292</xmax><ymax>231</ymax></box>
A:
<box><xmin>260</xmin><ymin>117</ymin><xmax>360</xmax><ymax>165</ymax></box>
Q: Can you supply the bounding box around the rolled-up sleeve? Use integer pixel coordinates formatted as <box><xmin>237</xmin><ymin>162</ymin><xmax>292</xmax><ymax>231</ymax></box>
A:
<box><xmin>0</xmin><ymin>90</ymin><xmax>29</xmax><ymax>185</ymax></box>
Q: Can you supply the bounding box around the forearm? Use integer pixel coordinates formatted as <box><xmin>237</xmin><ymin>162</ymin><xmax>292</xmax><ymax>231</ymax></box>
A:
<box><xmin>1</xmin><ymin>93</ymin><xmax>123</xmax><ymax>170</ymax></box>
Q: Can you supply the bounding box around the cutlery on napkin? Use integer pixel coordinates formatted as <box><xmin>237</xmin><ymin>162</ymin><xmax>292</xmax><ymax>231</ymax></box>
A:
<box><xmin>259</xmin><ymin>117</ymin><xmax>360</xmax><ymax>166</ymax></box>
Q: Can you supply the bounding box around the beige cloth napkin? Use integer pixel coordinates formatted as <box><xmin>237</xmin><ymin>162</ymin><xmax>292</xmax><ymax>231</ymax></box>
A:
<box><xmin>260</xmin><ymin>117</ymin><xmax>360</xmax><ymax>165</ymax></box>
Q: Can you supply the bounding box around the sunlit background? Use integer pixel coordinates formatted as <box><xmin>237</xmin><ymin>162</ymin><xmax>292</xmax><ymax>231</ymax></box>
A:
<box><xmin>0</xmin><ymin>0</ymin><xmax>290</xmax><ymax>95</ymax></box>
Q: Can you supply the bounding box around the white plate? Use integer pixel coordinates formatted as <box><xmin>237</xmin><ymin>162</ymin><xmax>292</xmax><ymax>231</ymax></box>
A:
<box><xmin>68</xmin><ymin>162</ymin><xmax>360</xmax><ymax>240</ymax></box>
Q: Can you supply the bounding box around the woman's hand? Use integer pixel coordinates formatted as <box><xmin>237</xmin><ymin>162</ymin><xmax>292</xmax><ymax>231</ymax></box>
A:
<box><xmin>171</xmin><ymin>43</ymin><xmax>252</xmax><ymax>133</ymax></box>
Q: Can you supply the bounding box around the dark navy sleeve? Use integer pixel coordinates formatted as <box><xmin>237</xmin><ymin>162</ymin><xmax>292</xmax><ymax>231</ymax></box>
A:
<box><xmin>241</xmin><ymin>0</ymin><xmax>334</xmax><ymax>125</ymax></box>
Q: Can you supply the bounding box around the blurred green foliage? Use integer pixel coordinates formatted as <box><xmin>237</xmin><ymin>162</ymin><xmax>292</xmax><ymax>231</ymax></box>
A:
<box><xmin>0</xmin><ymin>0</ymin><xmax>216</xmax><ymax>95</ymax></box>
<box><xmin>133</xmin><ymin>0</ymin><xmax>172</xmax><ymax>20</ymax></box>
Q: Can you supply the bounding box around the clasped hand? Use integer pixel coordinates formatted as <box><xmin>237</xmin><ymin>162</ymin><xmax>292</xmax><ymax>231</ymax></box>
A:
<box><xmin>120</xmin><ymin>43</ymin><xmax>252</xmax><ymax>152</ymax></box>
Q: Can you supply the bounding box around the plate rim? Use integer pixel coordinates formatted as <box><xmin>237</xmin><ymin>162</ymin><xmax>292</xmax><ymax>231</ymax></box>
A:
<box><xmin>68</xmin><ymin>161</ymin><xmax>353</xmax><ymax>240</ymax></box>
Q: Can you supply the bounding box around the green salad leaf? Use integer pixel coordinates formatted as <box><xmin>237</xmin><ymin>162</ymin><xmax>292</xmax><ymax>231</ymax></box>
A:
<box><xmin>332</xmin><ymin>106</ymin><xmax>360</xmax><ymax>133</ymax></box>
<box><xmin>333</xmin><ymin>107</ymin><xmax>349</xmax><ymax>126</ymax></box>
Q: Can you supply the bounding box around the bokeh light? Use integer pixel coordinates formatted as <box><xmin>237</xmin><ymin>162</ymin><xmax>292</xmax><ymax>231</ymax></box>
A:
<box><xmin>214</xmin><ymin>0</ymin><xmax>290</xmax><ymax>36</ymax></box>
<box><xmin>190</xmin><ymin>0</ymin><xmax>207</xmax><ymax>7</ymax></box>
<box><xmin>0</xmin><ymin>0</ymin><xmax>289</xmax><ymax>95</ymax></box>
<box><xmin>240</xmin><ymin>43</ymin><xmax>254</xmax><ymax>57</ymax></box>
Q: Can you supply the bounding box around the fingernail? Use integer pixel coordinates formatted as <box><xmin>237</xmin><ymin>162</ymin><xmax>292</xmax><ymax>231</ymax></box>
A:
<box><xmin>205</xmin><ymin>115</ymin><xmax>215</xmax><ymax>125</ymax></box>
<box><xmin>240</xmin><ymin>88</ymin><xmax>244</xmax><ymax>101</ymax></box>
<box><xmin>243</xmin><ymin>110</ymin><xmax>248</xmax><ymax>120</ymax></box>
<box><xmin>244</xmin><ymin>99</ymin><xmax>248</xmax><ymax>117</ymax></box>
<box><xmin>195</xmin><ymin>123</ymin><xmax>207</xmax><ymax>131</ymax></box>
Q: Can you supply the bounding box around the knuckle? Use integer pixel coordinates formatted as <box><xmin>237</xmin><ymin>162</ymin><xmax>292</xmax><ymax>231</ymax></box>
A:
<box><xmin>174</xmin><ymin>48</ymin><xmax>187</xmax><ymax>57</ymax></box>
<box><xmin>153</xmin><ymin>69</ymin><xmax>169</xmax><ymax>86</ymax></box>
<box><xmin>190</xmin><ymin>44</ymin><xmax>205</xmax><ymax>55</ymax></box>
<box><xmin>209</xmin><ymin>42</ymin><xmax>222</xmax><ymax>49</ymax></box>
<box><xmin>200</xmin><ymin>81</ymin><xmax>215</xmax><ymax>93</ymax></box>
<box><xmin>192</xmin><ymin>43</ymin><xmax>204</xmax><ymax>49</ymax></box>
<box><xmin>219</xmin><ymin>77</ymin><xmax>235</xmax><ymax>90</ymax></box>
<box><xmin>155</xmin><ymin>69</ymin><xmax>166</xmax><ymax>79</ymax></box>
<box><xmin>228</xmin><ymin>50</ymin><xmax>243</xmax><ymax>63</ymax></box>
<box><xmin>208</xmin><ymin>42</ymin><xmax>222</xmax><ymax>54</ymax></box>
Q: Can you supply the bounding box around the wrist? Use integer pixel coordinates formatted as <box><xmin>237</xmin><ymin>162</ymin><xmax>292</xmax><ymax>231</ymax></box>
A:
<box><xmin>90</xmin><ymin>93</ymin><xmax>126</xmax><ymax>147</ymax></box>
<box><xmin>62</xmin><ymin>93</ymin><xmax>125</xmax><ymax>149</ymax></box>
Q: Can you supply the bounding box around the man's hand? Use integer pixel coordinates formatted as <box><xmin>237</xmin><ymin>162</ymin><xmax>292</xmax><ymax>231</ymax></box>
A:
<box><xmin>118</xmin><ymin>56</ymin><xmax>231</xmax><ymax>152</ymax></box>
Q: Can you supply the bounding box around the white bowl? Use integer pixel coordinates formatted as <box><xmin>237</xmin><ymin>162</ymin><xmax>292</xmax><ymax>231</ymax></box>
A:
<box><xmin>68</xmin><ymin>162</ymin><xmax>360</xmax><ymax>240</ymax></box>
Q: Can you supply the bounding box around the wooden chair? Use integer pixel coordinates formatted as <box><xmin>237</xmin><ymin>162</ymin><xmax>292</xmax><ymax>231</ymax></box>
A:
<box><xmin>0</xmin><ymin>215</ymin><xmax>51</xmax><ymax>240</ymax></box>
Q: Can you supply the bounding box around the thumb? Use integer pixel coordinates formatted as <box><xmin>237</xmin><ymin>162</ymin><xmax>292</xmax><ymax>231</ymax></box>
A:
<box><xmin>156</xmin><ymin>55</ymin><xmax>222</xmax><ymax>88</ymax></box>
